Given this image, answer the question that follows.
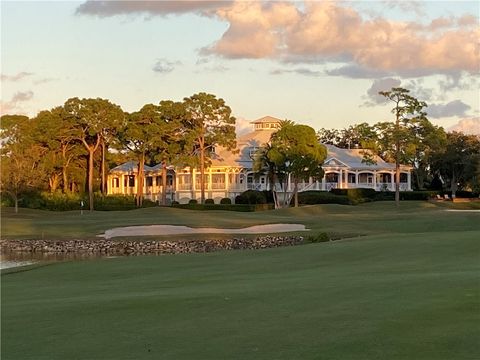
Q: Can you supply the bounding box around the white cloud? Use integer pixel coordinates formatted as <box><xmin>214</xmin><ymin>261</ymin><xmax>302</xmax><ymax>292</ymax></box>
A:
<box><xmin>447</xmin><ymin>118</ymin><xmax>480</xmax><ymax>135</ymax></box>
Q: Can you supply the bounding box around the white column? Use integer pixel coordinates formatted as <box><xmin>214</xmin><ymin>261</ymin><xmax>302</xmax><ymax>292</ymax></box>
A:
<box><xmin>322</xmin><ymin>174</ymin><xmax>326</xmax><ymax>191</ymax></box>
<box><xmin>390</xmin><ymin>171</ymin><xmax>395</xmax><ymax>191</ymax></box>
<box><xmin>120</xmin><ymin>174</ymin><xmax>125</xmax><ymax>195</ymax></box>
<box><xmin>373</xmin><ymin>170</ymin><xmax>377</xmax><ymax>190</ymax></box>
<box><xmin>407</xmin><ymin>171</ymin><xmax>412</xmax><ymax>191</ymax></box>
<box><xmin>338</xmin><ymin>170</ymin><xmax>343</xmax><ymax>189</ymax></box>
<box><xmin>355</xmin><ymin>171</ymin><xmax>359</xmax><ymax>189</ymax></box>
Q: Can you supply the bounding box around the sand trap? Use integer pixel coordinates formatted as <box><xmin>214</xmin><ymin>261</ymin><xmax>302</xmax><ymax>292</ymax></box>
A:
<box><xmin>99</xmin><ymin>224</ymin><xmax>309</xmax><ymax>239</ymax></box>
<box><xmin>445</xmin><ymin>209</ymin><xmax>480</xmax><ymax>212</ymax></box>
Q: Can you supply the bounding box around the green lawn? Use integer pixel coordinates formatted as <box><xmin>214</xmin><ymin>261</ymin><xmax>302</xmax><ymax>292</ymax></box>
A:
<box><xmin>1</xmin><ymin>202</ymin><xmax>480</xmax><ymax>359</ymax></box>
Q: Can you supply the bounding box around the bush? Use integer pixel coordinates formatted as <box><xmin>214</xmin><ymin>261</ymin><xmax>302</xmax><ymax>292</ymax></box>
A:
<box><xmin>188</xmin><ymin>199</ymin><xmax>198</xmax><ymax>204</ymax></box>
<box><xmin>454</xmin><ymin>190</ymin><xmax>479</xmax><ymax>198</ymax></box>
<box><xmin>330</xmin><ymin>188</ymin><xmax>377</xmax><ymax>203</ymax></box>
<box><xmin>171</xmin><ymin>201</ymin><xmax>179</xmax><ymax>206</ymax></box>
<box><xmin>205</xmin><ymin>198</ymin><xmax>215</xmax><ymax>204</ymax></box>
<box><xmin>399</xmin><ymin>191</ymin><xmax>437</xmax><ymax>200</ymax></box>
<box><xmin>220</xmin><ymin>197</ymin><xmax>232</xmax><ymax>204</ymax></box>
<box><xmin>307</xmin><ymin>232</ymin><xmax>330</xmax><ymax>243</ymax></box>
<box><xmin>172</xmin><ymin>203</ymin><xmax>256</xmax><ymax>212</ymax></box>
<box><xmin>296</xmin><ymin>191</ymin><xmax>351</xmax><ymax>205</ymax></box>
<box><xmin>235</xmin><ymin>190</ymin><xmax>267</xmax><ymax>204</ymax></box>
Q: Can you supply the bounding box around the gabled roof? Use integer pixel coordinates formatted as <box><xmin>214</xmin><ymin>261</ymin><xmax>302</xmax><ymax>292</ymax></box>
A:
<box><xmin>250</xmin><ymin>115</ymin><xmax>282</xmax><ymax>124</ymax></box>
<box><xmin>323</xmin><ymin>144</ymin><xmax>410</xmax><ymax>170</ymax></box>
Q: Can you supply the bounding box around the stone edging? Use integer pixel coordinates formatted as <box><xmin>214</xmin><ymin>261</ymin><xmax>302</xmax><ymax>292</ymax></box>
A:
<box><xmin>0</xmin><ymin>236</ymin><xmax>305</xmax><ymax>255</ymax></box>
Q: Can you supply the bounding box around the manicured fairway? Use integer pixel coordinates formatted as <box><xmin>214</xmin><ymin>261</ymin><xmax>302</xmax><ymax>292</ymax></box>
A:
<box><xmin>1</xmin><ymin>202</ymin><xmax>480</xmax><ymax>359</ymax></box>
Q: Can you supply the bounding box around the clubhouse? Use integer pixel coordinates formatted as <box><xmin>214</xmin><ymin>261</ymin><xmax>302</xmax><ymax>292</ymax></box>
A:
<box><xmin>107</xmin><ymin>116</ymin><xmax>412</xmax><ymax>204</ymax></box>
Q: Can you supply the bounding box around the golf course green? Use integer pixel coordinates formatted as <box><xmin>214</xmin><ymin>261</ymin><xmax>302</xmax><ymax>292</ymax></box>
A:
<box><xmin>1</xmin><ymin>201</ymin><xmax>479</xmax><ymax>359</ymax></box>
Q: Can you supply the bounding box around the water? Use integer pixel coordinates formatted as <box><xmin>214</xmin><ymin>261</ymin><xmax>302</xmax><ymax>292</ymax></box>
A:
<box><xmin>0</xmin><ymin>252</ymin><xmax>104</xmax><ymax>270</ymax></box>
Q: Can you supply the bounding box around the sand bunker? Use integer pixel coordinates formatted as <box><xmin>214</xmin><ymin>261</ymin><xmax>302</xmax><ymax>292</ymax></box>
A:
<box><xmin>99</xmin><ymin>224</ymin><xmax>309</xmax><ymax>239</ymax></box>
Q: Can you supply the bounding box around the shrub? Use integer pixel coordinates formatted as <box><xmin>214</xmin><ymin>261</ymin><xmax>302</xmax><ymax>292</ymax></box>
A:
<box><xmin>171</xmin><ymin>203</ymin><xmax>256</xmax><ymax>212</ymax></box>
<box><xmin>399</xmin><ymin>191</ymin><xmax>437</xmax><ymax>200</ymax></box>
<box><xmin>235</xmin><ymin>190</ymin><xmax>267</xmax><ymax>204</ymax></box>
<box><xmin>307</xmin><ymin>232</ymin><xmax>330</xmax><ymax>243</ymax></box>
<box><xmin>188</xmin><ymin>199</ymin><xmax>198</xmax><ymax>204</ymax></box>
<box><xmin>296</xmin><ymin>191</ymin><xmax>351</xmax><ymax>205</ymax></box>
<box><xmin>171</xmin><ymin>201</ymin><xmax>179</xmax><ymax>206</ymax></box>
<box><xmin>220</xmin><ymin>197</ymin><xmax>232</xmax><ymax>204</ymax></box>
<box><xmin>205</xmin><ymin>198</ymin><xmax>215</xmax><ymax>204</ymax></box>
<box><xmin>330</xmin><ymin>188</ymin><xmax>376</xmax><ymax>203</ymax></box>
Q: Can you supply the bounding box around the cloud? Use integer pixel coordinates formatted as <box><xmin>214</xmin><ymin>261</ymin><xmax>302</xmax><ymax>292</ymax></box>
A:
<box><xmin>427</xmin><ymin>100</ymin><xmax>471</xmax><ymax>119</ymax></box>
<box><xmin>235</xmin><ymin>116</ymin><xmax>252</xmax><ymax>136</ymax></box>
<box><xmin>447</xmin><ymin>118</ymin><xmax>480</xmax><ymax>135</ymax></box>
<box><xmin>271</xmin><ymin>68</ymin><xmax>322</xmax><ymax>77</ymax></box>
<box><xmin>76</xmin><ymin>0</ymin><xmax>230</xmax><ymax>17</ymax></box>
<box><xmin>1</xmin><ymin>72</ymin><xmax>34</xmax><ymax>82</ymax></box>
<box><xmin>0</xmin><ymin>91</ymin><xmax>34</xmax><ymax>116</ymax></box>
<box><xmin>362</xmin><ymin>78</ymin><xmax>402</xmax><ymax>106</ymax></box>
<box><xmin>325</xmin><ymin>65</ymin><xmax>392</xmax><ymax>79</ymax></box>
<box><xmin>206</xmin><ymin>1</ymin><xmax>479</xmax><ymax>77</ymax></box>
<box><xmin>152</xmin><ymin>58</ymin><xmax>181</xmax><ymax>73</ymax></box>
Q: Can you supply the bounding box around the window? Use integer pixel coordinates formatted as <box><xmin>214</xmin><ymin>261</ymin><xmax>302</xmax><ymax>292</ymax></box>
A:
<box><xmin>128</xmin><ymin>175</ymin><xmax>135</xmax><ymax>187</ymax></box>
<box><xmin>112</xmin><ymin>178</ymin><xmax>119</xmax><ymax>188</ymax></box>
<box><xmin>156</xmin><ymin>176</ymin><xmax>161</xmax><ymax>186</ymax></box>
<box><xmin>326</xmin><ymin>173</ymin><xmax>338</xmax><ymax>183</ymax></box>
<box><xmin>348</xmin><ymin>173</ymin><xmax>356</xmax><ymax>183</ymax></box>
<box><xmin>146</xmin><ymin>176</ymin><xmax>153</xmax><ymax>187</ymax></box>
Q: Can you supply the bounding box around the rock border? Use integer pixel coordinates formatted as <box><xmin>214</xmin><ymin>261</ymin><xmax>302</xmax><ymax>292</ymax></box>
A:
<box><xmin>0</xmin><ymin>236</ymin><xmax>305</xmax><ymax>256</ymax></box>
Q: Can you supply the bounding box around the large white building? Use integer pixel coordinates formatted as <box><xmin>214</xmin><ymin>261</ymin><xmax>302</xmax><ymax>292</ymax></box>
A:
<box><xmin>107</xmin><ymin>116</ymin><xmax>412</xmax><ymax>203</ymax></box>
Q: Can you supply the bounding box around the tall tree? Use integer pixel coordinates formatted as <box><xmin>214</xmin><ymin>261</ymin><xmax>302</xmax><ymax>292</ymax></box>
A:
<box><xmin>154</xmin><ymin>100</ymin><xmax>185</xmax><ymax>205</ymax></box>
<box><xmin>63</xmin><ymin>98</ymin><xmax>125</xmax><ymax>211</ymax></box>
<box><xmin>262</xmin><ymin>122</ymin><xmax>327</xmax><ymax>208</ymax></box>
<box><xmin>377</xmin><ymin>87</ymin><xmax>427</xmax><ymax>206</ymax></box>
<box><xmin>430</xmin><ymin>132</ymin><xmax>480</xmax><ymax>195</ymax></box>
<box><xmin>121</xmin><ymin>103</ymin><xmax>179</xmax><ymax>207</ymax></box>
<box><xmin>183</xmin><ymin>93</ymin><xmax>236</xmax><ymax>204</ymax></box>
<box><xmin>0</xmin><ymin>115</ymin><xmax>46</xmax><ymax>212</ymax></box>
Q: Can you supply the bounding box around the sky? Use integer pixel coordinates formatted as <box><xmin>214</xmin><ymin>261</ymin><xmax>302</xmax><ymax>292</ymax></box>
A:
<box><xmin>1</xmin><ymin>0</ymin><xmax>479</xmax><ymax>135</ymax></box>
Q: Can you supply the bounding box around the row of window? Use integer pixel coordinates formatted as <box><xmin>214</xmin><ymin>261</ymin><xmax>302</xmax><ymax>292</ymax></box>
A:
<box><xmin>111</xmin><ymin>175</ymin><xmax>174</xmax><ymax>188</ymax></box>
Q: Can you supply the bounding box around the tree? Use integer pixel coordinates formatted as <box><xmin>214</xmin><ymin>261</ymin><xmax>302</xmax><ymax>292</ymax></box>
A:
<box><xmin>154</xmin><ymin>100</ymin><xmax>185</xmax><ymax>205</ymax></box>
<box><xmin>32</xmin><ymin>107</ymin><xmax>83</xmax><ymax>193</ymax></box>
<box><xmin>430</xmin><ymin>132</ymin><xmax>480</xmax><ymax>195</ymax></box>
<box><xmin>260</xmin><ymin>121</ymin><xmax>327</xmax><ymax>208</ymax></box>
<box><xmin>121</xmin><ymin>103</ymin><xmax>180</xmax><ymax>207</ymax></box>
<box><xmin>377</xmin><ymin>87</ymin><xmax>428</xmax><ymax>206</ymax></box>
<box><xmin>0</xmin><ymin>115</ymin><xmax>46</xmax><ymax>212</ymax></box>
<box><xmin>183</xmin><ymin>93</ymin><xmax>236</xmax><ymax>204</ymax></box>
<box><xmin>63</xmin><ymin>98</ymin><xmax>125</xmax><ymax>211</ymax></box>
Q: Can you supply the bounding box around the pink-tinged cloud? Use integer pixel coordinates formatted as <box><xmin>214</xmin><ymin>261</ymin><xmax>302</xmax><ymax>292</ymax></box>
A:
<box><xmin>0</xmin><ymin>91</ymin><xmax>34</xmax><ymax>116</ymax></box>
<box><xmin>76</xmin><ymin>0</ymin><xmax>231</xmax><ymax>17</ymax></box>
<box><xmin>1</xmin><ymin>72</ymin><xmax>34</xmax><ymax>82</ymax></box>
<box><xmin>203</xmin><ymin>1</ymin><xmax>300</xmax><ymax>59</ymax></box>
<box><xmin>447</xmin><ymin>118</ymin><xmax>480</xmax><ymax>135</ymax></box>
<box><xmin>207</xmin><ymin>1</ymin><xmax>479</xmax><ymax>77</ymax></box>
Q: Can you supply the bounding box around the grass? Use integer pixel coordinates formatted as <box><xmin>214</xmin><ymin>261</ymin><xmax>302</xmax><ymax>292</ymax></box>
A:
<box><xmin>1</xmin><ymin>201</ymin><xmax>479</xmax><ymax>240</ymax></box>
<box><xmin>1</xmin><ymin>202</ymin><xmax>480</xmax><ymax>359</ymax></box>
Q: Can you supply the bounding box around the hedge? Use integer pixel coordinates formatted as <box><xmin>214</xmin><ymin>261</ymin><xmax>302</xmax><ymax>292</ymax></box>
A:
<box><xmin>2</xmin><ymin>192</ymin><xmax>157</xmax><ymax>211</ymax></box>
<box><xmin>171</xmin><ymin>203</ymin><xmax>273</xmax><ymax>212</ymax></box>
<box><xmin>296</xmin><ymin>191</ymin><xmax>351</xmax><ymax>205</ymax></box>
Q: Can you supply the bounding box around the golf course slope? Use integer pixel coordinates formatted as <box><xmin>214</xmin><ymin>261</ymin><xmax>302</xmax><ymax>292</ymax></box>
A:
<box><xmin>1</xmin><ymin>202</ymin><xmax>479</xmax><ymax>359</ymax></box>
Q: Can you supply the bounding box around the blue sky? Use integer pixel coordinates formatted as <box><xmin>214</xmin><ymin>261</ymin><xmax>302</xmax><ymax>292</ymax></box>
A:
<box><xmin>1</xmin><ymin>1</ymin><xmax>479</xmax><ymax>134</ymax></box>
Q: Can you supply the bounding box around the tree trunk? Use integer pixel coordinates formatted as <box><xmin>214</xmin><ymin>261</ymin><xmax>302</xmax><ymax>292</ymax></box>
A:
<box><xmin>162</xmin><ymin>160</ymin><xmax>167</xmax><ymax>206</ymax></box>
<box><xmin>200</xmin><ymin>144</ymin><xmax>206</xmax><ymax>204</ymax></box>
<box><xmin>14</xmin><ymin>196</ymin><xmax>19</xmax><ymax>214</ymax></box>
<box><xmin>88</xmin><ymin>148</ymin><xmax>95</xmax><ymax>211</ymax></box>
<box><xmin>395</xmin><ymin>113</ymin><xmax>400</xmax><ymax>207</ymax></box>
<box><xmin>293</xmin><ymin>179</ymin><xmax>299</xmax><ymax>207</ymax></box>
<box><xmin>136</xmin><ymin>153</ymin><xmax>145</xmax><ymax>207</ymax></box>
<box><xmin>101</xmin><ymin>141</ymin><xmax>107</xmax><ymax>195</ymax></box>
<box><xmin>62</xmin><ymin>168</ymin><xmax>69</xmax><ymax>194</ymax></box>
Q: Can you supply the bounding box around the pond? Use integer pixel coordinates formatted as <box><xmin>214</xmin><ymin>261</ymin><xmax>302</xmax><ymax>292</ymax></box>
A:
<box><xmin>0</xmin><ymin>252</ymin><xmax>107</xmax><ymax>270</ymax></box>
